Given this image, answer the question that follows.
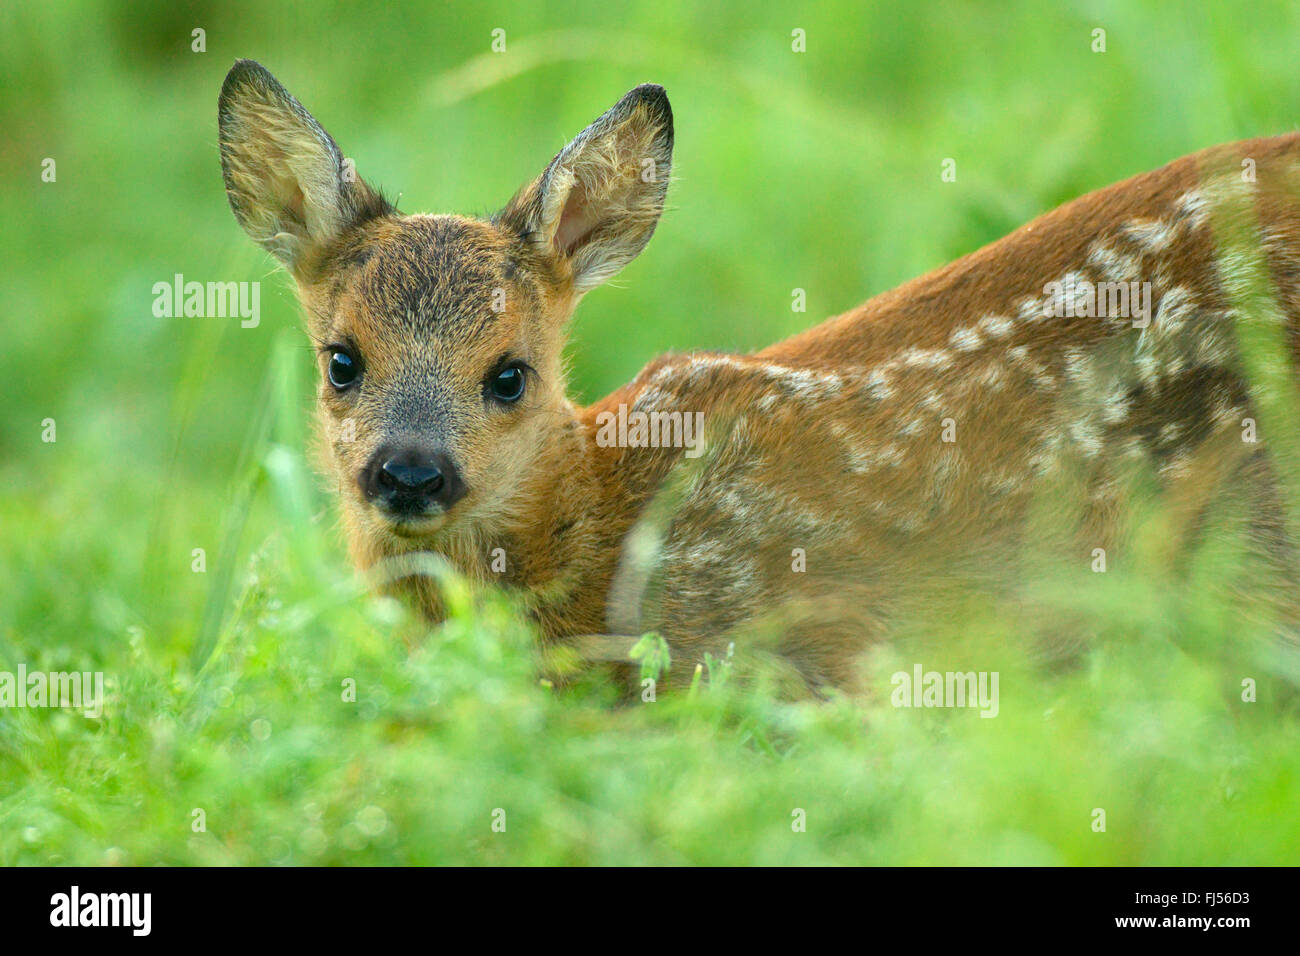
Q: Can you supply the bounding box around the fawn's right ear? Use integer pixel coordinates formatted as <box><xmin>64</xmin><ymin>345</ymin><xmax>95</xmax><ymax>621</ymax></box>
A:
<box><xmin>218</xmin><ymin>59</ymin><xmax>391</xmax><ymax>276</ymax></box>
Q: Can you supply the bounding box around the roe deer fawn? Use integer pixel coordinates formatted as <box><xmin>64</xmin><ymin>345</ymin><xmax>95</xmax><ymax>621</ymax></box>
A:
<box><xmin>220</xmin><ymin>59</ymin><xmax>1300</xmax><ymax>694</ymax></box>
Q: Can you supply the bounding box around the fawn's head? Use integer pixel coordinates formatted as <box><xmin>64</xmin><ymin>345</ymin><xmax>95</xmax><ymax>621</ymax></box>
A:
<box><xmin>218</xmin><ymin>60</ymin><xmax>672</xmax><ymax>556</ymax></box>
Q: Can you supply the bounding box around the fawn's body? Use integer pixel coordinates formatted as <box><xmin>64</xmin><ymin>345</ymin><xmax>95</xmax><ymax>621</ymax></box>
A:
<box><xmin>221</xmin><ymin>60</ymin><xmax>1300</xmax><ymax>691</ymax></box>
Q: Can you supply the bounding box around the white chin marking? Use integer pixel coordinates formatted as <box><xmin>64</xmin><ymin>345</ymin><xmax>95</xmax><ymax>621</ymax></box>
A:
<box><xmin>383</xmin><ymin>513</ymin><xmax>447</xmax><ymax>538</ymax></box>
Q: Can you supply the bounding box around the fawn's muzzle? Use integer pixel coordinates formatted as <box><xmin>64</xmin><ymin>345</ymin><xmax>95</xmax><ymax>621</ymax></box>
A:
<box><xmin>361</xmin><ymin>445</ymin><xmax>467</xmax><ymax>516</ymax></box>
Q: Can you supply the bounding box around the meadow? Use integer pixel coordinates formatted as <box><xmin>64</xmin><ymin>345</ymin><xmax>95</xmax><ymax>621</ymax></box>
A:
<box><xmin>1</xmin><ymin>0</ymin><xmax>1299</xmax><ymax>864</ymax></box>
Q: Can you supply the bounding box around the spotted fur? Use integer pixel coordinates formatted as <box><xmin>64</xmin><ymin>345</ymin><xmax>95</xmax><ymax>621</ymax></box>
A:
<box><xmin>220</xmin><ymin>59</ymin><xmax>1300</xmax><ymax>694</ymax></box>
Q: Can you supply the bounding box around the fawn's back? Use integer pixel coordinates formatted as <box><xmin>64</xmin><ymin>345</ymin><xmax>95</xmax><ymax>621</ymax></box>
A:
<box><xmin>220</xmin><ymin>60</ymin><xmax>1300</xmax><ymax>692</ymax></box>
<box><xmin>590</xmin><ymin>133</ymin><xmax>1300</xmax><ymax>685</ymax></box>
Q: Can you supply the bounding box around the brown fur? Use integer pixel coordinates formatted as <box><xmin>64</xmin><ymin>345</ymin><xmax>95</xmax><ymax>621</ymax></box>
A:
<box><xmin>221</xmin><ymin>60</ymin><xmax>1300</xmax><ymax>694</ymax></box>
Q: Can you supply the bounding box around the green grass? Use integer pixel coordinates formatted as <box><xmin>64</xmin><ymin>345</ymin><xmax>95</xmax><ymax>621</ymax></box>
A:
<box><xmin>2</xmin><ymin>0</ymin><xmax>1300</xmax><ymax>865</ymax></box>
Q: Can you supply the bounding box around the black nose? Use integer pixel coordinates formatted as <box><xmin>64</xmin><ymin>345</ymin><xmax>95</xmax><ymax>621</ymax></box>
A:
<box><xmin>381</xmin><ymin>460</ymin><xmax>443</xmax><ymax>494</ymax></box>
<box><xmin>362</xmin><ymin>446</ymin><xmax>467</xmax><ymax>515</ymax></box>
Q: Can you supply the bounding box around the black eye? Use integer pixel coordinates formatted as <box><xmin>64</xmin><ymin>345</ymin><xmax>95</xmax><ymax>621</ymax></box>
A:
<box><xmin>488</xmin><ymin>363</ymin><xmax>526</xmax><ymax>403</ymax></box>
<box><xmin>328</xmin><ymin>349</ymin><xmax>359</xmax><ymax>389</ymax></box>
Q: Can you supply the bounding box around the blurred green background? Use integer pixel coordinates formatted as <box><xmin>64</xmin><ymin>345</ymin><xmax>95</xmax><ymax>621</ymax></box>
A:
<box><xmin>1</xmin><ymin>0</ymin><xmax>1299</xmax><ymax>865</ymax></box>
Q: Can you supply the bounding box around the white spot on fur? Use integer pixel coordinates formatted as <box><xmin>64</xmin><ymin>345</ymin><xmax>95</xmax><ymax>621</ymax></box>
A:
<box><xmin>874</xmin><ymin>443</ymin><xmax>905</xmax><ymax>467</ymax></box>
<box><xmin>949</xmin><ymin>326</ymin><xmax>983</xmax><ymax>351</ymax></box>
<box><xmin>1068</xmin><ymin>418</ymin><xmax>1103</xmax><ymax>458</ymax></box>
<box><xmin>1124</xmin><ymin>218</ymin><xmax>1174</xmax><ymax>253</ymax></box>
<box><xmin>1157</xmin><ymin>422</ymin><xmax>1184</xmax><ymax>446</ymax></box>
<box><xmin>1135</xmin><ymin>351</ymin><xmax>1161</xmax><ymax>387</ymax></box>
<box><xmin>899</xmin><ymin>347</ymin><xmax>953</xmax><ymax>369</ymax></box>
<box><xmin>1100</xmin><ymin>385</ymin><xmax>1131</xmax><ymax>424</ymax></box>
<box><xmin>829</xmin><ymin>421</ymin><xmax>878</xmax><ymax>475</ymax></box>
<box><xmin>1160</xmin><ymin>450</ymin><xmax>1193</xmax><ymax>480</ymax></box>
<box><xmin>1017</xmin><ymin>296</ymin><xmax>1045</xmax><ymax>323</ymax></box>
<box><xmin>1007</xmin><ymin>345</ymin><xmax>1056</xmax><ymax>390</ymax></box>
<box><xmin>631</xmin><ymin>386</ymin><xmax>673</xmax><ymax>412</ymax></box>
<box><xmin>1063</xmin><ymin>348</ymin><xmax>1090</xmax><ymax>380</ymax></box>
<box><xmin>976</xmin><ymin>361</ymin><xmax>1007</xmax><ymax>391</ymax></box>
<box><xmin>978</xmin><ymin>314</ymin><xmax>1014</xmax><ymax>338</ymax></box>
<box><xmin>861</xmin><ymin>368</ymin><xmax>894</xmax><ymax>401</ymax></box>
<box><xmin>1087</xmin><ymin>241</ymin><xmax>1143</xmax><ymax>283</ymax></box>
<box><xmin>1173</xmin><ymin>189</ymin><xmax>1209</xmax><ymax>231</ymax></box>
<box><xmin>1151</xmin><ymin>286</ymin><xmax>1196</xmax><ymax>339</ymax></box>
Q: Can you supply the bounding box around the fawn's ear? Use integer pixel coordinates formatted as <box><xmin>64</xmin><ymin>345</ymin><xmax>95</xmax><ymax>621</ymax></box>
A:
<box><xmin>218</xmin><ymin>59</ymin><xmax>391</xmax><ymax>275</ymax></box>
<box><xmin>498</xmin><ymin>84</ymin><xmax>673</xmax><ymax>293</ymax></box>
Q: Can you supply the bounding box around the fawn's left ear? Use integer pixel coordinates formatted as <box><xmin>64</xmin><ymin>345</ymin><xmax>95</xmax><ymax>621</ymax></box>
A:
<box><xmin>498</xmin><ymin>84</ymin><xmax>673</xmax><ymax>293</ymax></box>
<box><xmin>218</xmin><ymin>59</ymin><xmax>391</xmax><ymax>276</ymax></box>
